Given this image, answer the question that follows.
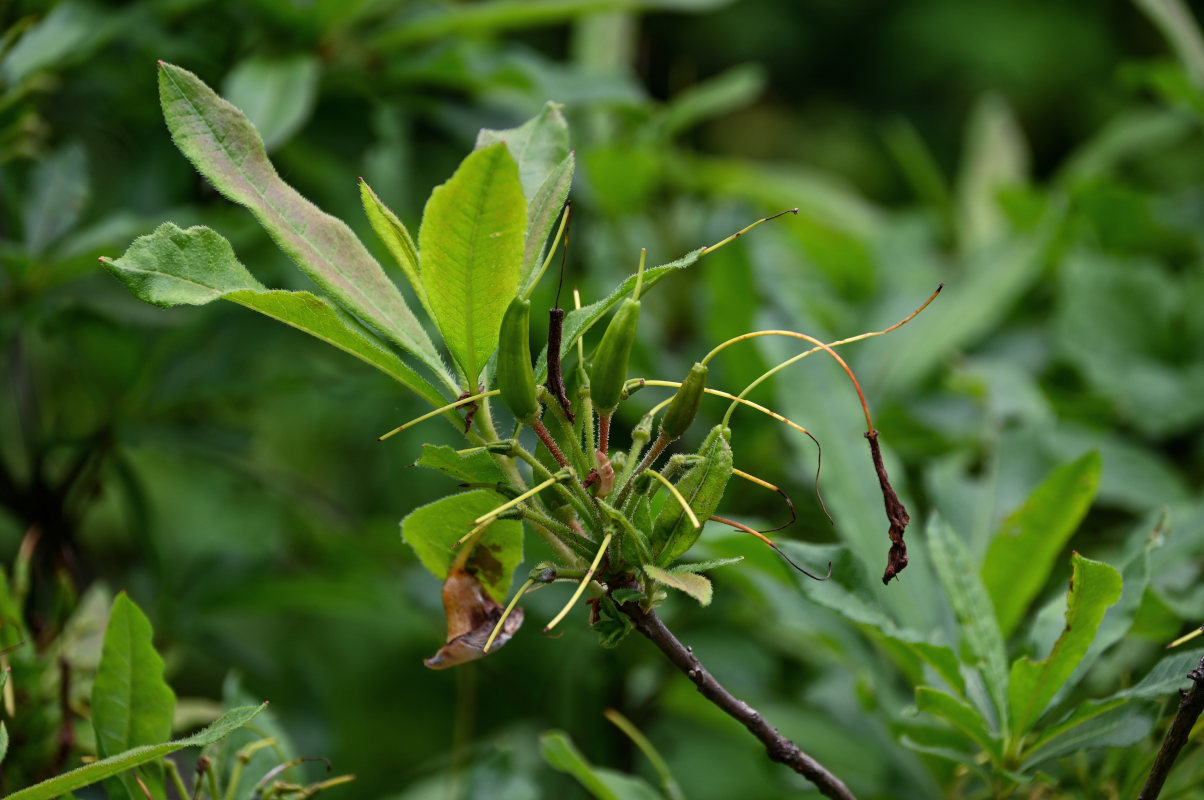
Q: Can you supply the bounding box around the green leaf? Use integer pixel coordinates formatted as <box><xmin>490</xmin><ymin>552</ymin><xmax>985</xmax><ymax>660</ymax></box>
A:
<box><xmin>101</xmin><ymin>223</ymin><xmax>449</xmax><ymax>413</ymax></box>
<box><xmin>24</xmin><ymin>142</ymin><xmax>88</xmax><ymax>256</ymax></box>
<box><xmin>540</xmin><ymin>730</ymin><xmax>662</xmax><ymax>800</ymax></box>
<box><xmin>5</xmin><ymin>705</ymin><xmax>266</xmax><ymax>800</ymax></box>
<box><xmin>982</xmin><ymin>452</ymin><xmax>1101</xmax><ymax>638</ymax></box>
<box><xmin>534</xmin><ymin>248</ymin><xmax>703</xmax><ymax>381</ymax></box>
<box><xmin>1025</xmin><ymin>646</ymin><xmax>1204</xmax><ymax>758</ymax></box>
<box><xmin>928</xmin><ymin>514</ymin><xmax>1010</xmax><ymax>733</ymax></box>
<box><xmin>418</xmin><ymin>142</ymin><xmax>526</xmax><ymax>383</ymax></box>
<box><xmin>1023</xmin><ymin>704</ymin><xmax>1154</xmax><ymax>769</ymax></box>
<box><xmin>156</xmin><ymin>62</ymin><xmax>450</xmax><ymax>387</ymax></box>
<box><xmin>659</xmin><ymin>63</ymin><xmax>766</xmax><ymax>138</ymax></box>
<box><xmin>413</xmin><ymin>444</ymin><xmax>505</xmax><ymax>485</ymax></box>
<box><xmin>644</xmin><ymin>564</ymin><xmax>713</xmax><ymax>606</ymax></box>
<box><xmin>957</xmin><ymin>93</ymin><xmax>1029</xmax><ymax>251</ymax></box>
<box><xmin>1008</xmin><ymin>553</ymin><xmax>1122</xmax><ymax>736</ymax></box>
<box><xmin>92</xmin><ymin>593</ymin><xmax>177</xmax><ymax>800</ymax></box>
<box><xmin>476</xmin><ymin>101</ymin><xmax>570</xmax><ymax>204</ymax></box>
<box><xmin>360</xmin><ymin>178</ymin><xmax>432</xmax><ymax>321</ymax></box>
<box><xmin>520</xmin><ymin>153</ymin><xmax>574</xmax><ymax>296</ymax></box>
<box><xmin>222</xmin><ymin>54</ymin><xmax>319</xmax><ymax>152</ymax></box>
<box><xmin>784</xmin><ymin>542</ymin><xmax>966</xmax><ymax>697</ymax></box>
<box><xmin>401</xmin><ymin>490</ymin><xmax>523</xmax><ymax>603</ymax></box>
<box><xmin>0</xmin><ymin>720</ymin><xmax>7</xmax><ymax>764</ymax></box>
<box><xmin>915</xmin><ymin>687</ymin><xmax>1003</xmax><ymax>764</ymax></box>
<box><xmin>670</xmin><ymin>556</ymin><xmax>744</xmax><ymax>573</ymax></box>
<box><xmin>651</xmin><ymin>425</ymin><xmax>733</xmax><ymax>565</ymax></box>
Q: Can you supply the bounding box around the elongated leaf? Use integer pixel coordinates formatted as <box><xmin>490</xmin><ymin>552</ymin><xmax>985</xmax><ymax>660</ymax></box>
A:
<box><xmin>156</xmin><ymin>62</ymin><xmax>450</xmax><ymax>387</ymax></box>
<box><xmin>540</xmin><ymin>730</ymin><xmax>662</xmax><ymax>800</ymax></box>
<box><xmin>419</xmin><ymin>142</ymin><xmax>526</xmax><ymax>383</ymax></box>
<box><xmin>101</xmin><ymin>223</ymin><xmax>449</xmax><ymax>413</ymax></box>
<box><xmin>92</xmin><ymin>593</ymin><xmax>176</xmax><ymax>800</ymax></box>
<box><xmin>916</xmin><ymin>687</ymin><xmax>1003</xmax><ymax>763</ymax></box>
<box><xmin>222</xmin><ymin>54</ymin><xmax>319</xmax><ymax>152</ymax></box>
<box><xmin>401</xmin><ymin>490</ymin><xmax>523</xmax><ymax>603</ymax></box>
<box><xmin>785</xmin><ymin>542</ymin><xmax>966</xmax><ymax>697</ymax></box>
<box><xmin>982</xmin><ymin>452</ymin><xmax>1101</xmax><ymax>638</ymax></box>
<box><xmin>6</xmin><ymin>705</ymin><xmax>266</xmax><ymax>800</ymax></box>
<box><xmin>644</xmin><ymin>564</ymin><xmax>713</xmax><ymax>605</ymax></box>
<box><xmin>1026</xmin><ymin>646</ymin><xmax>1204</xmax><ymax>757</ymax></box>
<box><xmin>927</xmin><ymin>515</ymin><xmax>1010</xmax><ymax>733</ymax></box>
<box><xmin>1023</xmin><ymin>704</ymin><xmax>1153</xmax><ymax>768</ymax></box>
<box><xmin>476</xmin><ymin>101</ymin><xmax>570</xmax><ymax>203</ymax></box>
<box><xmin>413</xmin><ymin>444</ymin><xmax>505</xmax><ymax>485</ymax></box>
<box><xmin>534</xmin><ymin>248</ymin><xmax>702</xmax><ymax>380</ymax></box>
<box><xmin>520</xmin><ymin>153</ymin><xmax>574</xmax><ymax>295</ymax></box>
<box><xmin>360</xmin><ymin>178</ymin><xmax>431</xmax><ymax>319</ymax></box>
<box><xmin>24</xmin><ymin>142</ymin><xmax>88</xmax><ymax>256</ymax></box>
<box><xmin>1008</xmin><ymin>554</ymin><xmax>1123</xmax><ymax>735</ymax></box>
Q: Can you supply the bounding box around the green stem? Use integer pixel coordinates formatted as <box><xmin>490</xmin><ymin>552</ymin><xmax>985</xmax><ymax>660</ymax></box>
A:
<box><xmin>524</xmin><ymin>512</ymin><xmax>594</xmax><ymax>563</ymax></box>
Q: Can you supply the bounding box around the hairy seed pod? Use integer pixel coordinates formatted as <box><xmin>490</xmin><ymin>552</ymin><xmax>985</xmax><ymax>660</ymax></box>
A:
<box><xmin>589</xmin><ymin>297</ymin><xmax>640</xmax><ymax>415</ymax></box>
<box><xmin>659</xmin><ymin>362</ymin><xmax>708</xmax><ymax>442</ymax></box>
<box><xmin>650</xmin><ymin>424</ymin><xmax>732</xmax><ymax>566</ymax></box>
<box><xmin>497</xmin><ymin>297</ymin><xmax>539</xmax><ymax>424</ymax></box>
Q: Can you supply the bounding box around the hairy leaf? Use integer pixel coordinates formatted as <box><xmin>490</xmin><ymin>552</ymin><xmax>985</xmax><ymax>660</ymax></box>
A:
<box><xmin>92</xmin><ymin>593</ymin><xmax>176</xmax><ymax>800</ymax></box>
<box><xmin>1008</xmin><ymin>553</ymin><xmax>1123</xmax><ymax>735</ymax></box>
<box><xmin>413</xmin><ymin>444</ymin><xmax>505</xmax><ymax>485</ymax></box>
<box><xmin>419</xmin><ymin>142</ymin><xmax>526</xmax><ymax>383</ymax></box>
<box><xmin>982</xmin><ymin>452</ymin><xmax>1100</xmax><ymax>638</ymax></box>
<box><xmin>6</xmin><ymin>705</ymin><xmax>266</xmax><ymax>800</ymax></box>
<box><xmin>520</xmin><ymin>153</ymin><xmax>574</xmax><ymax>295</ymax></box>
<box><xmin>360</xmin><ymin>178</ymin><xmax>431</xmax><ymax>320</ymax></box>
<box><xmin>644</xmin><ymin>564</ymin><xmax>713</xmax><ymax>605</ymax></box>
<box><xmin>401</xmin><ymin>490</ymin><xmax>523</xmax><ymax>603</ymax></box>
<box><xmin>156</xmin><ymin>62</ymin><xmax>450</xmax><ymax>387</ymax></box>
<box><xmin>476</xmin><ymin>101</ymin><xmax>570</xmax><ymax>203</ymax></box>
<box><xmin>101</xmin><ymin>223</ymin><xmax>450</xmax><ymax>413</ymax></box>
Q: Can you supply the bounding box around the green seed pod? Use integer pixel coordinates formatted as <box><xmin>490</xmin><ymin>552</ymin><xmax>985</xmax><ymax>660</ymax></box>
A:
<box><xmin>589</xmin><ymin>298</ymin><xmax>640</xmax><ymax>415</ymax></box>
<box><xmin>659</xmin><ymin>362</ymin><xmax>708</xmax><ymax>442</ymax></box>
<box><xmin>497</xmin><ymin>297</ymin><xmax>539</xmax><ymax>424</ymax></box>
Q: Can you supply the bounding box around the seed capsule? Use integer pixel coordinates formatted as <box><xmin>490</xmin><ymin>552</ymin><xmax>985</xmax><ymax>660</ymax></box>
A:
<box><xmin>589</xmin><ymin>297</ymin><xmax>640</xmax><ymax>415</ymax></box>
<box><xmin>497</xmin><ymin>297</ymin><xmax>539</xmax><ymax>424</ymax></box>
<box><xmin>659</xmin><ymin>362</ymin><xmax>708</xmax><ymax>441</ymax></box>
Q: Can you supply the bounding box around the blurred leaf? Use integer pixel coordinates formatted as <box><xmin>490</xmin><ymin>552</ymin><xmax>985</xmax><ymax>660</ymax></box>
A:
<box><xmin>1022</xmin><ymin>704</ymin><xmax>1153</xmax><ymax>768</ymax></box>
<box><xmin>659</xmin><ymin>63</ymin><xmax>766</xmax><ymax>138</ymax></box>
<box><xmin>92</xmin><ymin>593</ymin><xmax>177</xmax><ymax>800</ymax></box>
<box><xmin>222</xmin><ymin>55</ymin><xmax>320</xmax><ymax>152</ymax></box>
<box><xmin>414</xmin><ymin>444</ymin><xmax>505</xmax><ymax>484</ymax></box>
<box><xmin>23</xmin><ymin>142</ymin><xmax>88</xmax><ymax>257</ymax></box>
<box><xmin>5</xmin><ymin>705</ymin><xmax>267</xmax><ymax>800</ymax></box>
<box><xmin>156</xmin><ymin>62</ymin><xmax>452</xmax><ymax>389</ymax></box>
<box><xmin>981</xmin><ymin>451</ymin><xmax>1100</xmax><ymax>638</ymax></box>
<box><xmin>401</xmin><ymin>490</ymin><xmax>523</xmax><ymax>603</ymax></box>
<box><xmin>216</xmin><ymin>673</ymin><xmax>296</xmax><ymax>800</ymax></box>
<box><xmin>1058</xmin><ymin>109</ymin><xmax>1196</xmax><ymax>184</ymax></box>
<box><xmin>957</xmin><ymin>93</ymin><xmax>1029</xmax><ymax>251</ymax></box>
<box><xmin>1025</xmin><ymin>646</ymin><xmax>1204</xmax><ymax>761</ymax></box>
<box><xmin>419</xmin><ymin>142</ymin><xmax>525</xmax><ymax>383</ymax></box>
<box><xmin>539</xmin><ymin>730</ymin><xmax>662</xmax><ymax>800</ymax></box>
<box><xmin>1134</xmin><ymin>0</ymin><xmax>1204</xmax><ymax>89</ymax></box>
<box><xmin>361</xmin><ymin>178</ymin><xmax>432</xmax><ymax>321</ymax></box>
<box><xmin>101</xmin><ymin>223</ymin><xmax>450</xmax><ymax>413</ymax></box>
<box><xmin>476</xmin><ymin>101</ymin><xmax>570</xmax><ymax>204</ymax></box>
<box><xmin>927</xmin><ymin>514</ymin><xmax>1010</xmax><ymax>733</ymax></box>
<box><xmin>534</xmin><ymin>247</ymin><xmax>702</xmax><ymax>381</ymax></box>
<box><xmin>785</xmin><ymin>542</ymin><xmax>965</xmax><ymax>696</ymax></box>
<box><xmin>1008</xmin><ymin>554</ymin><xmax>1122</xmax><ymax>735</ymax></box>
<box><xmin>644</xmin><ymin>564</ymin><xmax>712</xmax><ymax>605</ymax></box>
<box><xmin>915</xmin><ymin>687</ymin><xmax>1002</xmax><ymax>763</ymax></box>
<box><xmin>0</xmin><ymin>1</ymin><xmax>119</xmax><ymax>85</ymax></box>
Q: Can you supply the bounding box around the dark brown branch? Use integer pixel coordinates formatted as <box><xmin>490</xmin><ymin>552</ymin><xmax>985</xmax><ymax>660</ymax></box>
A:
<box><xmin>865</xmin><ymin>430</ymin><xmax>909</xmax><ymax>584</ymax></box>
<box><xmin>1139</xmin><ymin>653</ymin><xmax>1204</xmax><ymax>800</ymax></box>
<box><xmin>619</xmin><ymin>602</ymin><xmax>857</xmax><ymax>800</ymax></box>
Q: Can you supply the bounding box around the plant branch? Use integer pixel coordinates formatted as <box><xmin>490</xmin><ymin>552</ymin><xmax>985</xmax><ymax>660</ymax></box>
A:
<box><xmin>618</xmin><ymin>602</ymin><xmax>857</xmax><ymax>800</ymax></box>
<box><xmin>1138</xmin><ymin>653</ymin><xmax>1204</xmax><ymax>800</ymax></box>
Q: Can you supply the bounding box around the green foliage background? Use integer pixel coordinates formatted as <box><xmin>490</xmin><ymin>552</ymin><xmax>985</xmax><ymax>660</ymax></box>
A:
<box><xmin>2</xmin><ymin>0</ymin><xmax>1203</xmax><ymax>797</ymax></box>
